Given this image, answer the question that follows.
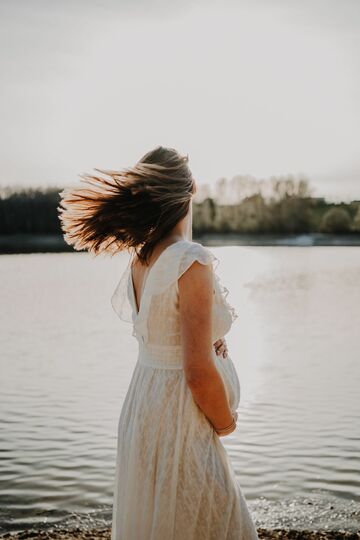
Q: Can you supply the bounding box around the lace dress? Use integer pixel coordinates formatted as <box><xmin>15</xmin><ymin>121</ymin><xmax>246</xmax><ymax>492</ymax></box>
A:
<box><xmin>110</xmin><ymin>239</ymin><xmax>258</xmax><ymax>540</ymax></box>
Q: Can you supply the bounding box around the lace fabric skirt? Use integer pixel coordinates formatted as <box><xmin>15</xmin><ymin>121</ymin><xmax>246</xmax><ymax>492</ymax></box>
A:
<box><xmin>111</xmin><ymin>352</ymin><xmax>259</xmax><ymax>540</ymax></box>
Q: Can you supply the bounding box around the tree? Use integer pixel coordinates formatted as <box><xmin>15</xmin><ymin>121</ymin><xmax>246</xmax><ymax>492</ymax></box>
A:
<box><xmin>351</xmin><ymin>205</ymin><xmax>360</xmax><ymax>232</ymax></box>
<box><xmin>215</xmin><ymin>178</ymin><xmax>228</xmax><ymax>204</ymax></box>
<box><xmin>320</xmin><ymin>207</ymin><xmax>351</xmax><ymax>233</ymax></box>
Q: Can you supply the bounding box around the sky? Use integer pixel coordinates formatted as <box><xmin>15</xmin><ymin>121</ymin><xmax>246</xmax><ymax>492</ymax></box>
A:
<box><xmin>1</xmin><ymin>0</ymin><xmax>359</xmax><ymax>202</ymax></box>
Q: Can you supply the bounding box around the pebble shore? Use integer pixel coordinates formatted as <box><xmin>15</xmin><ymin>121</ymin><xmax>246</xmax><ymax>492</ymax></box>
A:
<box><xmin>1</xmin><ymin>529</ymin><xmax>359</xmax><ymax>540</ymax></box>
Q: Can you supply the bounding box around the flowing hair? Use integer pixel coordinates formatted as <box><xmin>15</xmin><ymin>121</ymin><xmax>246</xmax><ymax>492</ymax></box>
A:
<box><xmin>57</xmin><ymin>146</ymin><xmax>196</xmax><ymax>264</ymax></box>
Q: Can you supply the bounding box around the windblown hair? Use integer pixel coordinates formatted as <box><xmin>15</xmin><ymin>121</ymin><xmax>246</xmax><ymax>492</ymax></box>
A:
<box><xmin>58</xmin><ymin>146</ymin><xmax>196</xmax><ymax>264</ymax></box>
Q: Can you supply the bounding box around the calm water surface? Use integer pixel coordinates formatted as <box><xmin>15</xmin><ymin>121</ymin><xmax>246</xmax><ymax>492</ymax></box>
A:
<box><xmin>1</xmin><ymin>246</ymin><xmax>359</xmax><ymax>532</ymax></box>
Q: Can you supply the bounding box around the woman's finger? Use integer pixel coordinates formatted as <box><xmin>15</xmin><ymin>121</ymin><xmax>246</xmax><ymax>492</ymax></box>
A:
<box><xmin>213</xmin><ymin>338</ymin><xmax>228</xmax><ymax>358</ymax></box>
<box><xmin>213</xmin><ymin>339</ymin><xmax>223</xmax><ymax>354</ymax></box>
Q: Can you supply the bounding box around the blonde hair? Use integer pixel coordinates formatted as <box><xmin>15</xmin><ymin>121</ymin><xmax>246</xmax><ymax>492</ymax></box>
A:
<box><xmin>57</xmin><ymin>146</ymin><xmax>196</xmax><ymax>263</ymax></box>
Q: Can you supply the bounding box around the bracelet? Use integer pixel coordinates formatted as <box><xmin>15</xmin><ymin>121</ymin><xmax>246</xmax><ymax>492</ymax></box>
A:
<box><xmin>214</xmin><ymin>411</ymin><xmax>238</xmax><ymax>435</ymax></box>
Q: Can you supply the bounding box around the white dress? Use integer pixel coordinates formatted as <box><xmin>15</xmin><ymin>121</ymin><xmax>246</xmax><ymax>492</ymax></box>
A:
<box><xmin>110</xmin><ymin>239</ymin><xmax>258</xmax><ymax>540</ymax></box>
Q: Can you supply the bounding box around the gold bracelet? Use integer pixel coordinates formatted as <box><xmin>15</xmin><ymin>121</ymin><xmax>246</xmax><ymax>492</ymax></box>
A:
<box><xmin>215</xmin><ymin>419</ymin><xmax>235</xmax><ymax>435</ymax></box>
<box><xmin>214</xmin><ymin>411</ymin><xmax>238</xmax><ymax>435</ymax></box>
<box><xmin>216</xmin><ymin>417</ymin><xmax>235</xmax><ymax>432</ymax></box>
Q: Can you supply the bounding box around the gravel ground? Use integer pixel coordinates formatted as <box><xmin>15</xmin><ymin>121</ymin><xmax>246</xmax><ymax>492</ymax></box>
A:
<box><xmin>1</xmin><ymin>528</ymin><xmax>359</xmax><ymax>540</ymax></box>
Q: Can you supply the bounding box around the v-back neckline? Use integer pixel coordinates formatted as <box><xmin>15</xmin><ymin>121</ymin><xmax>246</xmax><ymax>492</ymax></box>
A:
<box><xmin>129</xmin><ymin>239</ymin><xmax>187</xmax><ymax>318</ymax></box>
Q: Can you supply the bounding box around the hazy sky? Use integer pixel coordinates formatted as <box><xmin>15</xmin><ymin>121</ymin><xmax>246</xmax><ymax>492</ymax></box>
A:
<box><xmin>1</xmin><ymin>0</ymin><xmax>359</xmax><ymax>202</ymax></box>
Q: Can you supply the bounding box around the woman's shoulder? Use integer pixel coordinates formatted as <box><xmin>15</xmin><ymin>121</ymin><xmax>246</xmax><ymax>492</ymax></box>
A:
<box><xmin>145</xmin><ymin>239</ymin><xmax>216</xmax><ymax>295</ymax></box>
<box><xmin>174</xmin><ymin>238</ymin><xmax>213</xmax><ymax>254</ymax></box>
<box><xmin>165</xmin><ymin>239</ymin><xmax>212</xmax><ymax>260</ymax></box>
<box><xmin>177</xmin><ymin>240</ymin><xmax>217</xmax><ymax>277</ymax></box>
<box><xmin>172</xmin><ymin>240</ymin><xmax>238</xmax><ymax>324</ymax></box>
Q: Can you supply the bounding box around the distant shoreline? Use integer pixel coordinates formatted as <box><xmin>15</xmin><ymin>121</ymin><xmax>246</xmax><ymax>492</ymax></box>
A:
<box><xmin>198</xmin><ymin>232</ymin><xmax>360</xmax><ymax>247</ymax></box>
<box><xmin>1</xmin><ymin>233</ymin><xmax>360</xmax><ymax>254</ymax></box>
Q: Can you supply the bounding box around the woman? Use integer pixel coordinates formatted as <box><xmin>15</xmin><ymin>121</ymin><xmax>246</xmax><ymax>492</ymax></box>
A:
<box><xmin>58</xmin><ymin>146</ymin><xmax>258</xmax><ymax>540</ymax></box>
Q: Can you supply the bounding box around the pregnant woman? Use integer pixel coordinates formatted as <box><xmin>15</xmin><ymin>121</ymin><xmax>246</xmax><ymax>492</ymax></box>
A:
<box><xmin>58</xmin><ymin>146</ymin><xmax>258</xmax><ymax>540</ymax></box>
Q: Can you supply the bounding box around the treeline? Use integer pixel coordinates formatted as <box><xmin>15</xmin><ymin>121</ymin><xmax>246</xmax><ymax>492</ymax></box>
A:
<box><xmin>193</xmin><ymin>175</ymin><xmax>360</xmax><ymax>234</ymax></box>
<box><xmin>1</xmin><ymin>176</ymin><xmax>360</xmax><ymax>236</ymax></box>
<box><xmin>0</xmin><ymin>186</ymin><xmax>62</xmax><ymax>234</ymax></box>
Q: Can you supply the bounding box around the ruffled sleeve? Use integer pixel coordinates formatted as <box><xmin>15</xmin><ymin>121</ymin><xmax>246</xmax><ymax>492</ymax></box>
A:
<box><xmin>177</xmin><ymin>242</ymin><xmax>215</xmax><ymax>287</ymax></box>
<box><xmin>177</xmin><ymin>242</ymin><xmax>238</xmax><ymax>324</ymax></box>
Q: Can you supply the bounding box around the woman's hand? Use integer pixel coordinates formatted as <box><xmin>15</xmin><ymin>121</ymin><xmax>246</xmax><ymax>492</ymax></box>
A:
<box><xmin>213</xmin><ymin>337</ymin><xmax>228</xmax><ymax>358</ymax></box>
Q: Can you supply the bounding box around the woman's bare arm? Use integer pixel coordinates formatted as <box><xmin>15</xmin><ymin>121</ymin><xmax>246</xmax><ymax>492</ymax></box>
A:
<box><xmin>179</xmin><ymin>260</ymin><xmax>235</xmax><ymax>434</ymax></box>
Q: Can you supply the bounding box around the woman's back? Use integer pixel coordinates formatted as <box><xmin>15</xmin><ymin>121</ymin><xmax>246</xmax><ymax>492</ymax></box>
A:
<box><xmin>112</xmin><ymin>240</ymin><xmax>236</xmax><ymax>364</ymax></box>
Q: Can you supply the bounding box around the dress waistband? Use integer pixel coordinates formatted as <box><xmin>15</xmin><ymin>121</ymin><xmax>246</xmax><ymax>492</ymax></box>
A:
<box><xmin>137</xmin><ymin>341</ymin><xmax>184</xmax><ymax>370</ymax></box>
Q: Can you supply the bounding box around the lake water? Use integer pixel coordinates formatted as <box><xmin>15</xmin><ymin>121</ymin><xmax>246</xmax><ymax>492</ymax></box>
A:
<box><xmin>1</xmin><ymin>246</ymin><xmax>360</xmax><ymax>533</ymax></box>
